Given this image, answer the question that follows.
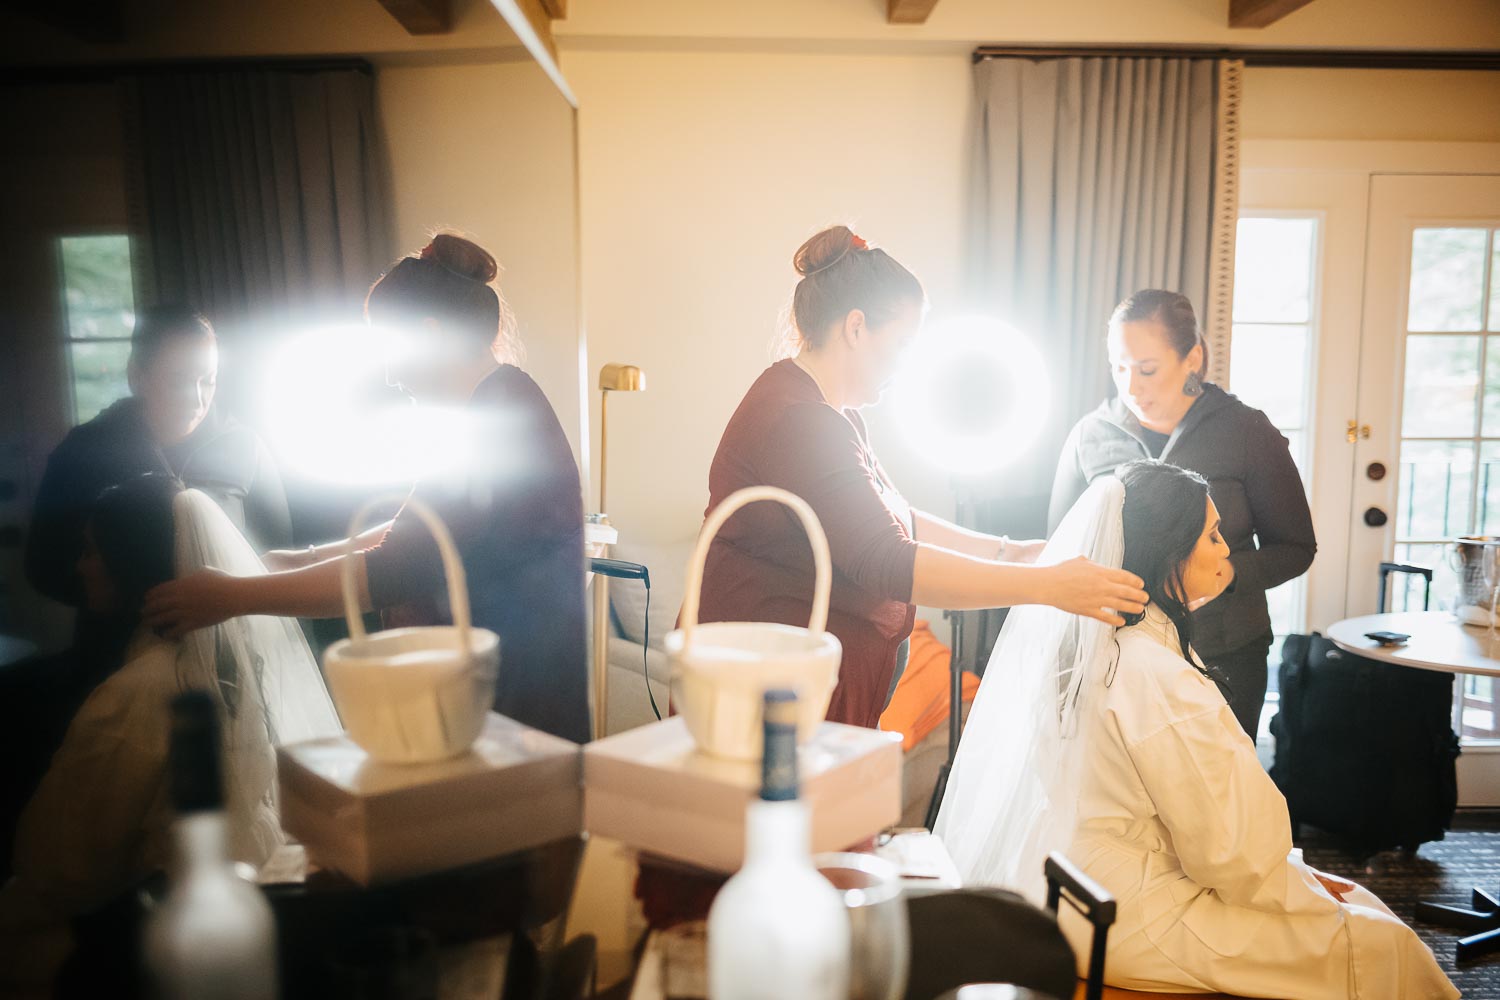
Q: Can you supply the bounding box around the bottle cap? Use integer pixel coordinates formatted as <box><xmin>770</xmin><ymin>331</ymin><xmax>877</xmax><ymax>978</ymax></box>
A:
<box><xmin>169</xmin><ymin>690</ymin><xmax>223</xmax><ymax>814</ymax></box>
<box><xmin>760</xmin><ymin>689</ymin><xmax>798</xmax><ymax>802</ymax></box>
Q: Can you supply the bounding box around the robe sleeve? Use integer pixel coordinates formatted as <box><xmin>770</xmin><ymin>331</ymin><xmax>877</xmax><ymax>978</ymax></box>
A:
<box><xmin>1126</xmin><ymin>673</ymin><xmax>1295</xmax><ymax>910</ymax></box>
<box><xmin>8</xmin><ymin>649</ymin><xmax>175</xmax><ymax>918</ymax></box>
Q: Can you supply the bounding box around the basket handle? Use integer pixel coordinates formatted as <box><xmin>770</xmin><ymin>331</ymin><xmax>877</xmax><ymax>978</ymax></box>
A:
<box><xmin>340</xmin><ymin>495</ymin><xmax>472</xmax><ymax>656</ymax></box>
<box><xmin>678</xmin><ymin>486</ymin><xmax>832</xmax><ymax>650</ymax></box>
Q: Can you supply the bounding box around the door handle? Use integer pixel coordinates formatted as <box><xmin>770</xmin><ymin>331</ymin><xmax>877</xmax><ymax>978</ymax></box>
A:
<box><xmin>1364</xmin><ymin>507</ymin><xmax>1389</xmax><ymax>528</ymax></box>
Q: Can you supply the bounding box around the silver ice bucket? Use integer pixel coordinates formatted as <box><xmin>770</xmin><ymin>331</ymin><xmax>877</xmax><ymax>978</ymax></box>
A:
<box><xmin>1453</xmin><ymin>536</ymin><xmax>1500</xmax><ymax>611</ymax></box>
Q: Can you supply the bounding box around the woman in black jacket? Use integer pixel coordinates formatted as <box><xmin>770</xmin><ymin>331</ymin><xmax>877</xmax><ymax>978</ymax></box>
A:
<box><xmin>1050</xmin><ymin>290</ymin><xmax>1316</xmax><ymax>739</ymax></box>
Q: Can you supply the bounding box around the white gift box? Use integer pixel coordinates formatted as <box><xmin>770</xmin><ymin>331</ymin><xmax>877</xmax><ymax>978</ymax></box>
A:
<box><xmin>584</xmin><ymin>716</ymin><xmax>901</xmax><ymax>873</ymax></box>
<box><xmin>278</xmin><ymin>712</ymin><xmax>582</xmax><ymax>886</ymax></box>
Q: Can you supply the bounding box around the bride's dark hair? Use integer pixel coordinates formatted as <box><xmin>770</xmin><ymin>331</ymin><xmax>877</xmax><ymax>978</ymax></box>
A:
<box><xmin>1118</xmin><ymin>460</ymin><xmax>1210</xmax><ymax>662</ymax></box>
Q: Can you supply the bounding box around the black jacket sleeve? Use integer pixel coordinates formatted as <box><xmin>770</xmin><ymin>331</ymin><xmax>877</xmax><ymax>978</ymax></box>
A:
<box><xmin>1048</xmin><ymin>422</ymin><xmax>1090</xmax><ymax>534</ymax></box>
<box><xmin>25</xmin><ymin>436</ymin><xmax>95</xmax><ymax>608</ymax></box>
<box><xmin>1231</xmin><ymin>414</ymin><xmax>1317</xmax><ymax>594</ymax></box>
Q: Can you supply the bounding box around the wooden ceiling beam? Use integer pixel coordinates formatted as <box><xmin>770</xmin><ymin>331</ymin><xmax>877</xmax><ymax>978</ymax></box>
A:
<box><xmin>888</xmin><ymin>0</ymin><xmax>940</xmax><ymax>25</ymax></box>
<box><xmin>1229</xmin><ymin>0</ymin><xmax>1317</xmax><ymax>29</ymax></box>
<box><xmin>375</xmin><ymin>0</ymin><xmax>451</xmax><ymax>35</ymax></box>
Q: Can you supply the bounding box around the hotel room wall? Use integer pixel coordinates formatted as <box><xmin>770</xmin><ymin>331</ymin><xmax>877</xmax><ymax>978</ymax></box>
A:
<box><xmin>377</xmin><ymin>57</ymin><xmax>585</xmax><ymax>465</ymax></box>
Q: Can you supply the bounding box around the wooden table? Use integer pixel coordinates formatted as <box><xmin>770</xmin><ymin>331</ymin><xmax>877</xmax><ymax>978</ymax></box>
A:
<box><xmin>1328</xmin><ymin>611</ymin><xmax>1500</xmax><ymax>962</ymax></box>
<box><xmin>1327</xmin><ymin>611</ymin><xmax>1500</xmax><ymax>677</ymax></box>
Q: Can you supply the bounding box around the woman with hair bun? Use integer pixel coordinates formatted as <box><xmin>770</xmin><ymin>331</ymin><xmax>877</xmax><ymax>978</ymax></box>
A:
<box><xmin>696</xmin><ymin>225</ymin><xmax>1149</xmax><ymax>729</ymax></box>
<box><xmin>144</xmin><ymin>233</ymin><xmax>589</xmax><ymax>743</ymax></box>
<box><xmin>1048</xmin><ymin>289</ymin><xmax>1316</xmax><ymax>739</ymax></box>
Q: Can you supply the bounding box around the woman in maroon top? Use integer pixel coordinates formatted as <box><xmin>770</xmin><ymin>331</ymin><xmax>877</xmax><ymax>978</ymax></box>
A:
<box><xmin>699</xmin><ymin>226</ymin><xmax>1148</xmax><ymax>729</ymax></box>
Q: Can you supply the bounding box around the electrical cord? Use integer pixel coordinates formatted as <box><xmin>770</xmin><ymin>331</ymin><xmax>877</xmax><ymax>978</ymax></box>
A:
<box><xmin>588</xmin><ymin>557</ymin><xmax>661</xmax><ymax>721</ymax></box>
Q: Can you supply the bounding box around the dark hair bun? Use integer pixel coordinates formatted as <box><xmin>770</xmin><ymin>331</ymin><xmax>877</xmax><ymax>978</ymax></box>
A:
<box><xmin>793</xmin><ymin>225</ymin><xmax>860</xmax><ymax>277</ymax></box>
<box><xmin>425</xmin><ymin>232</ymin><xmax>498</xmax><ymax>284</ymax></box>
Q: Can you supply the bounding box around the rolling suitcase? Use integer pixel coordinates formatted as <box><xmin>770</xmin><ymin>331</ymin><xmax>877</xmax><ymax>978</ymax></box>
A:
<box><xmin>1269</xmin><ymin>563</ymin><xmax>1460</xmax><ymax>850</ymax></box>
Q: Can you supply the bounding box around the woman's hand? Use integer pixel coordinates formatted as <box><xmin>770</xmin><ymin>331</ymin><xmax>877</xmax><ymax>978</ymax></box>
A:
<box><xmin>1039</xmin><ymin>557</ymin><xmax>1148</xmax><ymax>626</ymax></box>
<box><xmin>1312</xmin><ymin>870</ymin><xmax>1356</xmax><ymax>902</ymax></box>
<box><xmin>143</xmin><ymin>570</ymin><xmax>245</xmax><ymax>639</ymax></box>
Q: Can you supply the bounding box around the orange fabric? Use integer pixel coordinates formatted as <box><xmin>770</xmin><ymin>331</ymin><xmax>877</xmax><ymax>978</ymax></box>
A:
<box><xmin>878</xmin><ymin>620</ymin><xmax>979</xmax><ymax>751</ymax></box>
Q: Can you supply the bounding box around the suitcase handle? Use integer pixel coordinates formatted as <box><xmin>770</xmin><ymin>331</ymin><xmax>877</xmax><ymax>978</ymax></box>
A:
<box><xmin>1378</xmin><ymin>562</ymin><xmax>1433</xmax><ymax>614</ymax></box>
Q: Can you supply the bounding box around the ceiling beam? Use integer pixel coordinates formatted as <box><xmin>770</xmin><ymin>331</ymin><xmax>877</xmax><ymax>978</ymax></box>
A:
<box><xmin>374</xmin><ymin>0</ymin><xmax>451</xmax><ymax>35</ymax></box>
<box><xmin>1229</xmin><ymin>0</ymin><xmax>1316</xmax><ymax>29</ymax></box>
<box><xmin>887</xmin><ymin>0</ymin><xmax>940</xmax><ymax>25</ymax></box>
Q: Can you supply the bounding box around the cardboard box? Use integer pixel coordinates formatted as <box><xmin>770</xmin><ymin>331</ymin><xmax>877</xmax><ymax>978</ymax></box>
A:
<box><xmin>278</xmin><ymin>712</ymin><xmax>582</xmax><ymax>885</ymax></box>
<box><xmin>584</xmin><ymin>717</ymin><xmax>902</xmax><ymax>873</ymax></box>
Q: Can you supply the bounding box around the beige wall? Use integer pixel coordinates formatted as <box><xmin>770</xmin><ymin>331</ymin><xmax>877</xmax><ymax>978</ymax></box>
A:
<box><xmin>378</xmin><ymin>56</ymin><xmax>585</xmax><ymax>461</ymax></box>
<box><xmin>1242</xmin><ymin>68</ymin><xmax>1500</xmax><ymax>142</ymax></box>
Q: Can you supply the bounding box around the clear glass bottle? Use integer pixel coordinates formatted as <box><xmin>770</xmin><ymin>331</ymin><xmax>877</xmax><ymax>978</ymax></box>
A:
<box><xmin>707</xmin><ymin>690</ymin><xmax>851</xmax><ymax>1000</ymax></box>
<box><xmin>144</xmin><ymin>691</ymin><xmax>278</xmax><ymax>1000</ymax></box>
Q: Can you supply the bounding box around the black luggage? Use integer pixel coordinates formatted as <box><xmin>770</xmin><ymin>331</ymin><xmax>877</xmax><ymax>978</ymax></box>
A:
<box><xmin>1270</xmin><ymin>631</ymin><xmax>1460</xmax><ymax>850</ymax></box>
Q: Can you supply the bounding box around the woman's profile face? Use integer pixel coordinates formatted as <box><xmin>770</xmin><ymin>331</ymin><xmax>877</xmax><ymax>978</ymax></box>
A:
<box><xmin>1178</xmin><ymin>496</ymin><xmax>1232</xmax><ymax>608</ymax></box>
<box><xmin>851</xmin><ymin>298</ymin><xmax>924</xmax><ymax>407</ymax></box>
<box><xmin>132</xmin><ymin>334</ymin><xmax>218</xmax><ymax>445</ymax></box>
<box><xmin>1108</xmin><ymin>320</ymin><xmax>1200</xmax><ymax>432</ymax></box>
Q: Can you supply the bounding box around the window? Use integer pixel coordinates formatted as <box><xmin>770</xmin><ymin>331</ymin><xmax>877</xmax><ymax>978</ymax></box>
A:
<box><xmin>1230</xmin><ymin>215</ymin><xmax>1320</xmax><ymax>639</ymax></box>
<box><xmin>1392</xmin><ymin>227</ymin><xmax>1500</xmax><ymax>615</ymax></box>
<box><xmin>59</xmin><ymin>234</ymin><xmax>135</xmax><ymax>424</ymax></box>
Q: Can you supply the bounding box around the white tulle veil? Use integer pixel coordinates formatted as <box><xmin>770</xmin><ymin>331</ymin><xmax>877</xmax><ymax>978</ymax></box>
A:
<box><xmin>172</xmin><ymin>489</ymin><xmax>341</xmax><ymax>864</ymax></box>
<box><xmin>934</xmin><ymin>476</ymin><xmax>1125</xmax><ymax>903</ymax></box>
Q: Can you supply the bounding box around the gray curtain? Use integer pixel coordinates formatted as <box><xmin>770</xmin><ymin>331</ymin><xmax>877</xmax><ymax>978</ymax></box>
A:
<box><xmin>958</xmin><ymin>55</ymin><xmax>1222</xmax><ymax>672</ymax></box>
<box><xmin>127</xmin><ymin>65</ymin><xmax>390</xmax><ymax>322</ymax></box>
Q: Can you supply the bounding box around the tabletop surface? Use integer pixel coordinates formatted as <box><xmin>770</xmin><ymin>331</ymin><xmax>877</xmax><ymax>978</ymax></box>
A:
<box><xmin>1327</xmin><ymin>611</ymin><xmax>1500</xmax><ymax>677</ymax></box>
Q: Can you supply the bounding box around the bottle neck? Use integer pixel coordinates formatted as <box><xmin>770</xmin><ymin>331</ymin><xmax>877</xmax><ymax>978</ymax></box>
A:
<box><xmin>172</xmin><ymin>811</ymin><xmax>230</xmax><ymax>877</ymax></box>
<box><xmin>743</xmin><ymin>799</ymin><xmax>812</xmax><ymax>866</ymax></box>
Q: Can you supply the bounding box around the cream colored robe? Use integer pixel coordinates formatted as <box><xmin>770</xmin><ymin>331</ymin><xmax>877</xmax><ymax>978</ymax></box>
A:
<box><xmin>1059</xmin><ymin>607</ymin><xmax>1457</xmax><ymax>999</ymax></box>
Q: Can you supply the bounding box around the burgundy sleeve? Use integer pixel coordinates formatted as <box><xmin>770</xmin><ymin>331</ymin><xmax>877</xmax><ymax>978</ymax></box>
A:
<box><xmin>762</xmin><ymin>402</ymin><xmax>918</xmax><ymax>603</ymax></box>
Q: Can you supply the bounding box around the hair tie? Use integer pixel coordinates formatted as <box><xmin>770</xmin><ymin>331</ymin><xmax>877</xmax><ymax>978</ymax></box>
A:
<box><xmin>419</xmin><ymin>242</ymin><xmax>437</xmax><ymax>260</ymax></box>
<box><xmin>849</xmin><ymin>234</ymin><xmax>868</xmax><ymax>251</ymax></box>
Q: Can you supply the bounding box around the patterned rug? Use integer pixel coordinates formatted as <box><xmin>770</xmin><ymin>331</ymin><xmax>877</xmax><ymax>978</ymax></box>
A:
<box><xmin>1298</xmin><ymin>812</ymin><xmax>1500</xmax><ymax>998</ymax></box>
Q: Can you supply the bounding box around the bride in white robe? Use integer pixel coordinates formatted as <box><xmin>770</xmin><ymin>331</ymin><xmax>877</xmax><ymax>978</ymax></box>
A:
<box><xmin>0</xmin><ymin>477</ymin><xmax>340</xmax><ymax>992</ymax></box>
<box><xmin>937</xmin><ymin>461</ymin><xmax>1456</xmax><ymax>999</ymax></box>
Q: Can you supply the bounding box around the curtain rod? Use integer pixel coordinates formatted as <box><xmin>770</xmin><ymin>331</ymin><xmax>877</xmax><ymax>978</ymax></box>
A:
<box><xmin>972</xmin><ymin>44</ymin><xmax>1500</xmax><ymax>71</ymax></box>
<box><xmin>0</xmin><ymin>56</ymin><xmax>374</xmax><ymax>86</ymax></box>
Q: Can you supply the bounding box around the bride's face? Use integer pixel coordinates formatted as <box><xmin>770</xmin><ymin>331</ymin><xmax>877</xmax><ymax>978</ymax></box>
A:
<box><xmin>1177</xmin><ymin>496</ymin><xmax>1232</xmax><ymax>607</ymax></box>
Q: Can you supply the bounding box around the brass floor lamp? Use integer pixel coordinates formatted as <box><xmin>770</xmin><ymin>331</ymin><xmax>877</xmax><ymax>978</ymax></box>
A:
<box><xmin>592</xmin><ymin>363</ymin><xmax>645</xmax><ymax>739</ymax></box>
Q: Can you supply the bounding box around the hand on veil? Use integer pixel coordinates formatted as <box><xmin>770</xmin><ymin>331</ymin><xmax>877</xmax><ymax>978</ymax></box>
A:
<box><xmin>1040</xmin><ymin>556</ymin><xmax>1147</xmax><ymax>627</ymax></box>
<box><xmin>143</xmin><ymin>570</ymin><xmax>242</xmax><ymax>638</ymax></box>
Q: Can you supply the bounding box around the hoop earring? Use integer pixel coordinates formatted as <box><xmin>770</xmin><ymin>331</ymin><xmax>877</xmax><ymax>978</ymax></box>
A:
<box><xmin>1183</xmin><ymin>372</ymin><xmax>1203</xmax><ymax>397</ymax></box>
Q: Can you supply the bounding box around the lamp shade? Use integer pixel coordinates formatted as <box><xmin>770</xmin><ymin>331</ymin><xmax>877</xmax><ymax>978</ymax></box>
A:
<box><xmin>599</xmin><ymin>363</ymin><xmax>646</xmax><ymax>392</ymax></box>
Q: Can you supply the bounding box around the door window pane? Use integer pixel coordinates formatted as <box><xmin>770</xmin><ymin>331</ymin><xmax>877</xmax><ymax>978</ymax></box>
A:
<box><xmin>1490</xmin><ymin>229</ymin><xmax>1500</xmax><ymax>332</ymax></box>
<box><xmin>68</xmin><ymin>340</ymin><xmax>132</xmax><ymax>424</ymax></box>
<box><xmin>1230</xmin><ymin>323</ymin><xmax>1309</xmax><ymax>429</ymax></box>
<box><xmin>1402</xmin><ymin>335</ymin><xmax>1481</xmax><ymax>437</ymax></box>
<box><xmin>1408</xmin><ymin>227</ymin><xmax>1488</xmax><ymax>332</ymax></box>
<box><xmin>1398</xmin><ymin>439</ymin><xmax>1474</xmax><ymax>539</ymax></box>
<box><xmin>1233</xmin><ymin>218</ymin><xmax>1316</xmax><ymax>324</ymax></box>
<box><xmin>1393</xmin><ymin>543</ymin><xmax>1454</xmax><ymax>612</ymax></box>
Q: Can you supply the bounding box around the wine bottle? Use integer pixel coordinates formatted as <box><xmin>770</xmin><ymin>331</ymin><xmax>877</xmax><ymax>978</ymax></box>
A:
<box><xmin>144</xmin><ymin>691</ymin><xmax>279</xmax><ymax>1000</ymax></box>
<box><xmin>707</xmin><ymin>689</ymin><xmax>850</xmax><ymax>999</ymax></box>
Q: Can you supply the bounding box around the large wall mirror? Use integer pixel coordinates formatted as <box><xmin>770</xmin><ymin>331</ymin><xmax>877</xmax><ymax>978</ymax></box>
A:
<box><xmin>0</xmin><ymin>0</ymin><xmax>585</xmax><ymax>655</ymax></box>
